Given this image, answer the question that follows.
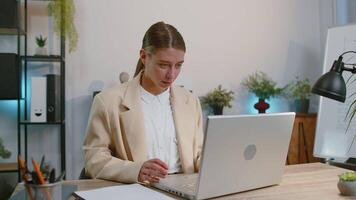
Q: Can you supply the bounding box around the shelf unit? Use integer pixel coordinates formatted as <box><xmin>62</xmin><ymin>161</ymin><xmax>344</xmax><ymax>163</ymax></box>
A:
<box><xmin>0</xmin><ymin>0</ymin><xmax>66</xmax><ymax>180</ymax></box>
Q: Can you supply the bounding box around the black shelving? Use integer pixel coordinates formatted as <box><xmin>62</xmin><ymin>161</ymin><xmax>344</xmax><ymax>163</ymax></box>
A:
<box><xmin>21</xmin><ymin>55</ymin><xmax>63</xmax><ymax>62</ymax></box>
<box><xmin>20</xmin><ymin>120</ymin><xmax>64</xmax><ymax>125</ymax></box>
<box><xmin>18</xmin><ymin>0</ymin><xmax>67</xmax><ymax>178</ymax></box>
<box><xmin>0</xmin><ymin>28</ymin><xmax>26</xmax><ymax>35</ymax></box>
<box><xmin>0</xmin><ymin>98</ymin><xmax>25</xmax><ymax>101</ymax></box>
<box><xmin>0</xmin><ymin>0</ymin><xmax>66</xmax><ymax>180</ymax></box>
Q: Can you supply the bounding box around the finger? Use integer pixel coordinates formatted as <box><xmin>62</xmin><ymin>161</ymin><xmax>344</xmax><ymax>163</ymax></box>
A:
<box><xmin>146</xmin><ymin>161</ymin><xmax>168</xmax><ymax>173</ymax></box>
<box><xmin>146</xmin><ymin>163</ymin><xmax>168</xmax><ymax>177</ymax></box>
<box><xmin>151</xmin><ymin>158</ymin><xmax>169</xmax><ymax>170</ymax></box>
<box><xmin>142</xmin><ymin>173</ymin><xmax>159</xmax><ymax>183</ymax></box>
<box><xmin>147</xmin><ymin>174</ymin><xmax>160</xmax><ymax>183</ymax></box>
<box><xmin>142</xmin><ymin>166</ymin><xmax>166</xmax><ymax>179</ymax></box>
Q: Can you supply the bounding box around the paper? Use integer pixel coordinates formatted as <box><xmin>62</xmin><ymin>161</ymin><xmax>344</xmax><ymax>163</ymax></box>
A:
<box><xmin>74</xmin><ymin>183</ymin><xmax>175</xmax><ymax>200</ymax></box>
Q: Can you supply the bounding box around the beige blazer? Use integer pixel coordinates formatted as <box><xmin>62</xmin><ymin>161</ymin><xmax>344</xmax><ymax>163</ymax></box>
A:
<box><xmin>83</xmin><ymin>74</ymin><xmax>204</xmax><ymax>183</ymax></box>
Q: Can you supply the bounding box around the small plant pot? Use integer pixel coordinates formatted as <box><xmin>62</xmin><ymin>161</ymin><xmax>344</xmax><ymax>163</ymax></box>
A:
<box><xmin>35</xmin><ymin>47</ymin><xmax>48</xmax><ymax>56</ymax></box>
<box><xmin>211</xmin><ymin>105</ymin><xmax>223</xmax><ymax>115</ymax></box>
<box><xmin>338</xmin><ymin>180</ymin><xmax>356</xmax><ymax>196</ymax></box>
<box><xmin>295</xmin><ymin>99</ymin><xmax>309</xmax><ymax>113</ymax></box>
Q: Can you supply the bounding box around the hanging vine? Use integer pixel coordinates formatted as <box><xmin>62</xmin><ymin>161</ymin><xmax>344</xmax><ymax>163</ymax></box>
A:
<box><xmin>48</xmin><ymin>0</ymin><xmax>78</xmax><ymax>53</ymax></box>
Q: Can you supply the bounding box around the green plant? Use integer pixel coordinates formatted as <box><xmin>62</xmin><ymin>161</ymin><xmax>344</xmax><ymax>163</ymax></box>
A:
<box><xmin>48</xmin><ymin>0</ymin><xmax>78</xmax><ymax>52</ymax></box>
<box><xmin>339</xmin><ymin>172</ymin><xmax>356</xmax><ymax>182</ymax></box>
<box><xmin>200</xmin><ymin>85</ymin><xmax>234</xmax><ymax>109</ymax></box>
<box><xmin>35</xmin><ymin>35</ymin><xmax>47</xmax><ymax>47</ymax></box>
<box><xmin>283</xmin><ymin>77</ymin><xmax>311</xmax><ymax>100</ymax></box>
<box><xmin>241</xmin><ymin>71</ymin><xmax>283</xmax><ymax>100</ymax></box>
<box><xmin>0</xmin><ymin>137</ymin><xmax>11</xmax><ymax>159</ymax></box>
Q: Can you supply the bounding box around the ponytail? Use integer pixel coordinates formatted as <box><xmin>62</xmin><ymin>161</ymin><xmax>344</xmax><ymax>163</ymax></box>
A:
<box><xmin>134</xmin><ymin>59</ymin><xmax>144</xmax><ymax>77</ymax></box>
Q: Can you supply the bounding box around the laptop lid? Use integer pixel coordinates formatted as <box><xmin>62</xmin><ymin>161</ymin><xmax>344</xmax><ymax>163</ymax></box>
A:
<box><xmin>196</xmin><ymin>112</ymin><xmax>295</xmax><ymax>199</ymax></box>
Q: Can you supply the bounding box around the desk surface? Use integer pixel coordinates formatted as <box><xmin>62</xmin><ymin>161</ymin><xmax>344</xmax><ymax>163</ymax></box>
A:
<box><xmin>13</xmin><ymin>163</ymin><xmax>353</xmax><ymax>199</ymax></box>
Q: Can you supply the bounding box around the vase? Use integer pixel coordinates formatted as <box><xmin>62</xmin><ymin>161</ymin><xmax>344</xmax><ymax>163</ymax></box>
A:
<box><xmin>211</xmin><ymin>105</ymin><xmax>223</xmax><ymax>115</ymax></box>
<box><xmin>254</xmin><ymin>98</ymin><xmax>270</xmax><ymax>113</ymax></box>
<box><xmin>338</xmin><ymin>180</ymin><xmax>356</xmax><ymax>196</ymax></box>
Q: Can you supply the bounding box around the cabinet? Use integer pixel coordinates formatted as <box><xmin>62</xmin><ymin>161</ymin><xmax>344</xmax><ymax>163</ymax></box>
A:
<box><xmin>0</xmin><ymin>0</ymin><xmax>66</xmax><ymax>180</ymax></box>
<box><xmin>287</xmin><ymin>113</ymin><xmax>322</xmax><ymax>164</ymax></box>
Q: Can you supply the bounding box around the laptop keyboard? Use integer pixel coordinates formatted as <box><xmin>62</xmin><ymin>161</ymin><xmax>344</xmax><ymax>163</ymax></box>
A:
<box><xmin>167</xmin><ymin>174</ymin><xmax>198</xmax><ymax>194</ymax></box>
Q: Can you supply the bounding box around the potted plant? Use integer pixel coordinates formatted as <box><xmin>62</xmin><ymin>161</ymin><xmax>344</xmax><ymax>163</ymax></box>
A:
<box><xmin>241</xmin><ymin>71</ymin><xmax>283</xmax><ymax>113</ymax></box>
<box><xmin>283</xmin><ymin>77</ymin><xmax>311</xmax><ymax>113</ymax></box>
<box><xmin>35</xmin><ymin>35</ymin><xmax>48</xmax><ymax>56</ymax></box>
<box><xmin>0</xmin><ymin>137</ymin><xmax>11</xmax><ymax>159</ymax></box>
<box><xmin>338</xmin><ymin>171</ymin><xmax>356</xmax><ymax>196</ymax></box>
<box><xmin>48</xmin><ymin>0</ymin><xmax>78</xmax><ymax>52</ymax></box>
<box><xmin>200</xmin><ymin>85</ymin><xmax>234</xmax><ymax>115</ymax></box>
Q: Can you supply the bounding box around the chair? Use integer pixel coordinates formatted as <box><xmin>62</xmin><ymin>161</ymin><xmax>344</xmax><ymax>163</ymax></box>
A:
<box><xmin>79</xmin><ymin>168</ymin><xmax>91</xmax><ymax>179</ymax></box>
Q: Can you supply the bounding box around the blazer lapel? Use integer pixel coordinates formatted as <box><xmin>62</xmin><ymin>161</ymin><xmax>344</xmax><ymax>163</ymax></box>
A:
<box><xmin>171</xmin><ymin>86</ymin><xmax>193</xmax><ymax>172</ymax></box>
<box><xmin>119</xmin><ymin>75</ymin><xmax>148</xmax><ymax>161</ymax></box>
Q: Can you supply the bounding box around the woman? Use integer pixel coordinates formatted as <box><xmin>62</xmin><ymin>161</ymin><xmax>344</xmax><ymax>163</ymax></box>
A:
<box><xmin>83</xmin><ymin>21</ymin><xmax>203</xmax><ymax>184</ymax></box>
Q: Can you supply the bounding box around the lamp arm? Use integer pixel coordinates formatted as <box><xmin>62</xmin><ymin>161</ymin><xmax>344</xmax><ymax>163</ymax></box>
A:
<box><xmin>342</xmin><ymin>65</ymin><xmax>356</xmax><ymax>74</ymax></box>
<box><xmin>335</xmin><ymin>51</ymin><xmax>356</xmax><ymax>73</ymax></box>
<box><xmin>340</xmin><ymin>51</ymin><xmax>356</xmax><ymax>57</ymax></box>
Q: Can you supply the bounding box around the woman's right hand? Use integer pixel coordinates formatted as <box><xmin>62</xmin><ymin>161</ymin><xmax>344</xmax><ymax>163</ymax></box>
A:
<box><xmin>138</xmin><ymin>158</ymin><xmax>168</xmax><ymax>184</ymax></box>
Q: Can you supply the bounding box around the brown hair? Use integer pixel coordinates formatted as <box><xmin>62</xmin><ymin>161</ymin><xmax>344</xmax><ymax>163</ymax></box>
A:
<box><xmin>134</xmin><ymin>21</ymin><xmax>186</xmax><ymax>77</ymax></box>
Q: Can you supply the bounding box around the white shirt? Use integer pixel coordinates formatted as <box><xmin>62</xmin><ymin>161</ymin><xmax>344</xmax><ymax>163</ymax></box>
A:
<box><xmin>140</xmin><ymin>86</ymin><xmax>182</xmax><ymax>173</ymax></box>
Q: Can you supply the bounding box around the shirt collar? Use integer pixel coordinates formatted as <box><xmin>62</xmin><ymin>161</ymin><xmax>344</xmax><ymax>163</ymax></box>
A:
<box><xmin>140</xmin><ymin>86</ymin><xmax>170</xmax><ymax>104</ymax></box>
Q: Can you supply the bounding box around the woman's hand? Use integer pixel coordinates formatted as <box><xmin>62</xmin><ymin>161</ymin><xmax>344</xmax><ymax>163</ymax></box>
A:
<box><xmin>138</xmin><ymin>158</ymin><xmax>168</xmax><ymax>184</ymax></box>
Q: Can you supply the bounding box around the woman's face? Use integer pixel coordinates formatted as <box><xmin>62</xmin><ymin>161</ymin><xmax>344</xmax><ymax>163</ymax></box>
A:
<box><xmin>140</xmin><ymin>47</ymin><xmax>185</xmax><ymax>95</ymax></box>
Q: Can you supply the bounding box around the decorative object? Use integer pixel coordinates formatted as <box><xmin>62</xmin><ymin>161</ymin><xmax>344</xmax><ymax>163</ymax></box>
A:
<box><xmin>312</xmin><ymin>51</ymin><xmax>356</xmax><ymax>132</ymax></box>
<box><xmin>283</xmin><ymin>77</ymin><xmax>311</xmax><ymax>113</ymax></box>
<box><xmin>119</xmin><ymin>72</ymin><xmax>130</xmax><ymax>83</ymax></box>
<box><xmin>48</xmin><ymin>0</ymin><xmax>78</xmax><ymax>52</ymax></box>
<box><xmin>200</xmin><ymin>85</ymin><xmax>234</xmax><ymax>115</ymax></box>
<box><xmin>35</xmin><ymin>35</ymin><xmax>48</xmax><ymax>55</ymax></box>
<box><xmin>242</xmin><ymin>71</ymin><xmax>282</xmax><ymax>113</ymax></box>
<box><xmin>254</xmin><ymin>98</ymin><xmax>269</xmax><ymax>113</ymax></box>
<box><xmin>0</xmin><ymin>137</ymin><xmax>11</xmax><ymax>159</ymax></box>
<box><xmin>338</xmin><ymin>171</ymin><xmax>356</xmax><ymax>196</ymax></box>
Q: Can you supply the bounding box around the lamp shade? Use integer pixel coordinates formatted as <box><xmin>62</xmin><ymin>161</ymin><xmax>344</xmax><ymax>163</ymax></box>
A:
<box><xmin>311</xmin><ymin>71</ymin><xmax>346</xmax><ymax>102</ymax></box>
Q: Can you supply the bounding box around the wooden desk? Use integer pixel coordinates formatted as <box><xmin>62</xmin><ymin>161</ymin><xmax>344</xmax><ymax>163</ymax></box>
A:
<box><xmin>13</xmin><ymin>163</ymin><xmax>352</xmax><ymax>199</ymax></box>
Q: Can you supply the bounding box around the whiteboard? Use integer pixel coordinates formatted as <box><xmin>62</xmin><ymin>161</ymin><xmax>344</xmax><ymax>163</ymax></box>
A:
<box><xmin>314</xmin><ymin>23</ymin><xmax>356</xmax><ymax>162</ymax></box>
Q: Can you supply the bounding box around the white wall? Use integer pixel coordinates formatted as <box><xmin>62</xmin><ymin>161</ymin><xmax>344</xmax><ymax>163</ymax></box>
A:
<box><xmin>64</xmin><ymin>0</ymin><xmax>330</xmax><ymax>178</ymax></box>
<box><xmin>0</xmin><ymin>0</ymin><xmax>336</xmax><ymax>179</ymax></box>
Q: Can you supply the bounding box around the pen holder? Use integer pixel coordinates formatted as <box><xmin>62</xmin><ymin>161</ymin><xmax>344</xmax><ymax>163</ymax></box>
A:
<box><xmin>26</xmin><ymin>182</ymin><xmax>62</xmax><ymax>200</ymax></box>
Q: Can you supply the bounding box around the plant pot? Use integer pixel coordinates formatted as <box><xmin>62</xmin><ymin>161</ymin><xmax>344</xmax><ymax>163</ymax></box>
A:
<box><xmin>295</xmin><ymin>99</ymin><xmax>309</xmax><ymax>113</ymax></box>
<box><xmin>211</xmin><ymin>105</ymin><xmax>223</xmax><ymax>115</ymax></box>
<box><xmin>254</xmin><ymin>98</ymin><xmax>270</xmax><ymax>113</ymax></box>
<box><xmin>338</xmin><ymin>180</ymin><xmax>356</xmax><ymax>196</ymax></box>
<box><xmin>35</xmin><ymin>47</ymin><xmax>48</xmax><ymax>56</ymax></box>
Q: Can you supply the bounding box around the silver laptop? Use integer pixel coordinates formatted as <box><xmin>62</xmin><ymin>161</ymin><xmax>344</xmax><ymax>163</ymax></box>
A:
<box><xmin>153</xmin><ymin>112</ymin><xmax>295</xmax><ymax>200</ymax></box>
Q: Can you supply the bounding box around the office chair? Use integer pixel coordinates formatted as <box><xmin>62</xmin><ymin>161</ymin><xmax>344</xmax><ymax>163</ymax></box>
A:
<box><xmin>79</xmin><ymin>168</ymin><xmax>91</xmax><ymax>179</ymax></box>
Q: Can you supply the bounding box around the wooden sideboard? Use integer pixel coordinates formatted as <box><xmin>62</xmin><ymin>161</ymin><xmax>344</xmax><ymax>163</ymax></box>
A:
<box><xmin>287</xmin><ymin>113</ymin><xmax>322</xmax><ymax>164</ymax></box>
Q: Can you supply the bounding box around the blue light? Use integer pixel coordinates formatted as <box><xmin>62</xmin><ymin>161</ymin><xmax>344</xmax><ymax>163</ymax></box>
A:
<box><xmin>0</xmin><ymin>100</ymin><xmax>18</xmax><ymax>108</ymax></box>
<box><xmin>21</xmin><ymin>71</ymin><xmax>26</xmax><ymax>98</ymax></box>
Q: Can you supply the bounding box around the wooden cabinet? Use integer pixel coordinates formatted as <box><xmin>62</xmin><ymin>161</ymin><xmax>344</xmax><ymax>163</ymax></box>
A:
<box><xmin>287</xmin><ymin>113</ymin><xmax>322</xmax><ymax>164</ymax></box>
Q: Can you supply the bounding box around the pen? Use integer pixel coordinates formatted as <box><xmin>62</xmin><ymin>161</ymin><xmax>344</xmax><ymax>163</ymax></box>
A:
<box><xmin>18</xmin><ymin>155</ymin><xmax>34</xmax><ymax>200</ymax></box>
<box><xmin>18</xmin><ymin>155</ymin><xmax>31</xmax><ymax>183</ymax></box>
<box><xmin>32</xmin><ymin>158</ymin><xmax>46</xmax><ymax>184</ymax></box>
<box><xmin>32</xmin><ymin>158</ymin><xmax>53</xmax><ymax>200</ymax></box>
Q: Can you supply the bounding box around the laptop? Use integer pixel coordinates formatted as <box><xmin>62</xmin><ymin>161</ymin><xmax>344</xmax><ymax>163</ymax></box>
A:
<box><xmin>152</xmin><ymin>112</ymin><xmax>295</xmax><ymax>200</ymax></box>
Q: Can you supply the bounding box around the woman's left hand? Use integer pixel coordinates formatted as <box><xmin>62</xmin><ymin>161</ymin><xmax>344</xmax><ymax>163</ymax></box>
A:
<box><xmin>138</xmin><ymin>158</ymin><xmax>168</xmax><ymax>184</ymax></box>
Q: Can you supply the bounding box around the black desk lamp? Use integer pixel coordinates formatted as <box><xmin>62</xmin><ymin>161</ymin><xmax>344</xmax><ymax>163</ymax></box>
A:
<box><xmin>312</xmin><ymin>51</ymin><xmax>356</xmax><ymax>102</ymax></box>
<box><xmin>312</xmin><ymin>51</ymin><xmax>356</xmax><ymax>164</ymax></box>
